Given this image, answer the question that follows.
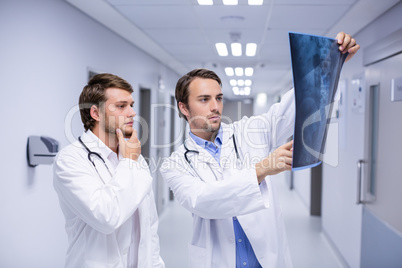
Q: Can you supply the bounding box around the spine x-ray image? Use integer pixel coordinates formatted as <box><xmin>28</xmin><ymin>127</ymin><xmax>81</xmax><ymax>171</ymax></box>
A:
<box><xmin>289</xmin><ymin>32</ymin><xmax>348</xmax><ymax>170</ymax></box>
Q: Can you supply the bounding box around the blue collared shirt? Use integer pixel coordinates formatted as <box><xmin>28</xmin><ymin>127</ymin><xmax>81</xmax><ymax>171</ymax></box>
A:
<box><xmin>189</xmin><ymin>127</ymin><xmax>262</xmax><ymax>268</ymax></box>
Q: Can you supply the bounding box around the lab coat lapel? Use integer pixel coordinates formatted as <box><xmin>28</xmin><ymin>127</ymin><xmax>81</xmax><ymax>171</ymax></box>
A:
<box><xmin>185</xmin><ymin>137</ymin><xmax>222</xmax><ymax>179</ymax></box>
<box><xmin>220</xmin><ymin>124</ymin><xmax>238</xmax><ymax>169</ymax></box>
<box><xmin>79</xmin><ymin>131</ymin><xmax>115</xmax><ymax>182</ymax></box>
<box><xmin>185</xmin><ymin>138</ymin><xmax>219</xmax><ymax>166</ymax></box>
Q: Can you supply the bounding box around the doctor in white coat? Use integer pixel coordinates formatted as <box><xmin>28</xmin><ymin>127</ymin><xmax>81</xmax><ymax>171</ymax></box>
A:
<box><xmin>54</xmin><ymin>73</ymin><xmax>164</xmax><ymax>268</ymax></box>
<box><xmin>160</xmin><ymin>32</ymin><xmax>359</xmax><ymax>268</ymax></box>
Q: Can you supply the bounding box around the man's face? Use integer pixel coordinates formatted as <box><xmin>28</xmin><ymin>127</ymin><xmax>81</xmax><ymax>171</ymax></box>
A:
<box><xmin>180</xmin><ymin>78</ymin><xmax>223</xmax><ymax>139</ymax></box>
<box><xmin>100</xmin><ymin>88</ymin><xmax>135</xmax><ymax>138</ymax></box>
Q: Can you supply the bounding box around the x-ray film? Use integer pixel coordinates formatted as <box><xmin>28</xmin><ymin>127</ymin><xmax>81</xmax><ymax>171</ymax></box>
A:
<box><xmin>289</xmin><ymin>32</ymin><xmax>348</xmax><ymax>170</ymax></box>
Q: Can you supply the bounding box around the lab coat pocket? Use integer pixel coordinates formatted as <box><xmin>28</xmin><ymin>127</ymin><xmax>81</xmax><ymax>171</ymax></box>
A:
<box><xmin>188</xmin><ymin>244</ymin><xmax>207</xmax><ymax>268</ymax></box>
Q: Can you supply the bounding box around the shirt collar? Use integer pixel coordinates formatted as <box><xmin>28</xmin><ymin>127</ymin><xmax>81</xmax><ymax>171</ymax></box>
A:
<box><xmin>82</xmin><ymin>130</ymin><xmax>115</xmax><ymax>160</ymax></box>
<box><xmin>189</xmin><ymin>126</ymin><xmax>223</xmax><ymax>148</ymax></box>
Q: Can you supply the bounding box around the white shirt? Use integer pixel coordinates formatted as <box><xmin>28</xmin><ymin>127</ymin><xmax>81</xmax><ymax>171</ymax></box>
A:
<box><xmin>53</xmin><ymin>130</ymin><xmax>164</xmax><ymax>268</ymax></box>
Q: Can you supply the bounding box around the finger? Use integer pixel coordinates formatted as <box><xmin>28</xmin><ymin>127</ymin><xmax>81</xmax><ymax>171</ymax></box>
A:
<box><xmin>129</xmin><ymin>128</ymin><xmax>139</xmax><ymax>143</ymax></box>
<box><xmin>345</xmin><ymin>43</ymin><xmax>360</xmax><ymax>62</ymax></box>
<box><xmin>343</xmin><ymin>37</ymin><xmax>356</xmax><ymax>52</ymax></box>
<box><xmin>279</xmin><ymin>149</ymin><xmax>293</xmax><ymax>158</ymax></box>
<box><xmin>339</xmin><ymin>34</ymin><xmax>351</xmax><ymax>53</ymax></box>
<box><xmin>116</xmin><ymin>128</ymin><xmax>127</xmax><ymax>149</ymax></box>
<box><xmin>116</xmin><ymin>128</ymin><xmax>124</xmax><ymax>142</ymax></box>
<box><xmin>284</xmin><ymin>156</ymin><xmax>293</xmax><ymax>165</ymax></box>
<box><xmin>280</xmin><ymin>140</ymin><xmax>294</xmax><ymax>150</ymax></box>
<box><xmin>335</xmin><ymin>32</ymin><xmax>345</xmax><ymax>44</ymax></box>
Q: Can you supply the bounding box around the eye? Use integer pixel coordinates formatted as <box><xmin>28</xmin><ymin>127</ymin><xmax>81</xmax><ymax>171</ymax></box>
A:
<box><xmin>217</xmin><ymin>96</ymin><xmax>223</xmax><ymax>101</ymax></box>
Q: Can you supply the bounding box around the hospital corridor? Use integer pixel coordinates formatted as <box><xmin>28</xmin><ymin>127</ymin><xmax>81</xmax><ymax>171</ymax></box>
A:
<box><xmin>1</xmin><ymin>0</ymin><xmax>402</xmax><ymax>267</ymax></box>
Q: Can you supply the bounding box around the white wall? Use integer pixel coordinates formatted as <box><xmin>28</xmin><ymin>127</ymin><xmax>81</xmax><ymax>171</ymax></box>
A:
<box><xmin>0</xmin><ymin>0</ymin><xmax>179</xmax><ymax>266</ymax></box>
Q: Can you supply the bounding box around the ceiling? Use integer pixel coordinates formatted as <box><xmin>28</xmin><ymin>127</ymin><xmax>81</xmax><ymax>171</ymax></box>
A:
<box><xmin>65</xmin><ymin>0</ymin><xmax>399</xmax><ymax>100</ymax></box>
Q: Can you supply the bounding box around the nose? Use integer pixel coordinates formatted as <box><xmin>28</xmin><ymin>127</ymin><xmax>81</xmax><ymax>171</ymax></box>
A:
<box><xmin>128</xmin><ymin>106</ymin><xmax>136</xmax><ymax>117</ymax></box>
<box><xmin>210</xmin><ymin>99</ymin><xmax>219</xmax><ymax>112</ymax></box>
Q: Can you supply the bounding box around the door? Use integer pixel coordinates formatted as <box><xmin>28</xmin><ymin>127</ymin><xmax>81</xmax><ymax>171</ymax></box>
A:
<box><xmin>359</xmin><ymin>52</ymin><xmax>402</xmax><ymax>267</ymax></box>
<box><xmin>321</xmin><ymin>73</ymin><xmax>365</xmax><ymax>268</ymax></box>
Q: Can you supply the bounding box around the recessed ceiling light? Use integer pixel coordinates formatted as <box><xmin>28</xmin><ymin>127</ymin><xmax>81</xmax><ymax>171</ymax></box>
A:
<box><xmin>223</xmin><ymin>0</ymin><xmax>238</xmax><ymax>5</ymax></box>
<box><xmin>246</xmin><ymin>43</ymin><xmax>257</xmax><ymax>56</ymax></box>
<box><xmin>235</xmin><ymin>67</ymin><xmax>243</xmax><ymax>76</ymax></box>
<box><xmin>215</xmin><ymin>43</ymin><xmax>228</xmax><ymax>56</ymax></box>
<box><xmin>245</xmin><ymin>67</ymin><xmax>254</xmax><ymax>76</ymax></box>
<box><xmin>248</xmin><ymin>0</ymin><xmax>263</xmax><ymax>5</ymax></box>
<box><xmin>245</xmin><ymin>79</ymin><xmax>252</xmax><ymax>86</ymax></box>
<box><xmin>231</xmin><ymin>43</ymin><xmax>242</xmax><ymax>56</ymax></box>
<box><xmin>233</xmin><ymin>87</ymin><xmax>240</xmax><ymax>95</ymax></box>
<box><xmin>225</xmin><ymin>67</ymin><xmax>234</xmax><ymax>76</ymax></box>
<box><xmin>198</xmin><ymin>0</ymin><xmax>213</xmax><ymax>5</ymax></box>
<box><xmin>230</xmin><ymin>79</ymin><xmax>237</xmax><ymax>86</ymax></box>
<box><xmin>244</xmin><ymin>87</ymin><xmax>251</xmax><ymax>95</ymax></box>
<box><xmin>237</xmin><ymin>79</ymin><xmax>245</xmax><ymax>86</ymax></box>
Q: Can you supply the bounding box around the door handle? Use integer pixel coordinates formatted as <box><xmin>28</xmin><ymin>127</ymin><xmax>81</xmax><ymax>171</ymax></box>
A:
<box><xmin>357</xmin><ymin>160</ymin><xmax>365</xmax><ymax>204</ymax></box>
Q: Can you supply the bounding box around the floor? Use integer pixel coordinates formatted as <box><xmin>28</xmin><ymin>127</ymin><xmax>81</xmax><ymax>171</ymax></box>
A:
<box><xmin>158</xmin><ymin>173</ymin><xmax>344</xmax><ymax>268</ymax></box>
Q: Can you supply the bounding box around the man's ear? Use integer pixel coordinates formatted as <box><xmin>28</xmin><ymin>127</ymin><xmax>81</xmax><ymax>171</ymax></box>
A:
<box><xmin>178</xmin><ymin>102</ymin><xmax>189</xmax><ymax>118</ymax></box>
<box><xmin>90</xmin><ymin>105</ymin><xmax>101</xmax><ymax>122</ymax></box>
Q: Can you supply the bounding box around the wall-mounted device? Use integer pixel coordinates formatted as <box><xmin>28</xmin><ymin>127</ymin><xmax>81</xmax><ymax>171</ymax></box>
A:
<box><xmin>27</xmin><ymin>136</ymin><xmax>59</xmax><ymax>167</ymax></box>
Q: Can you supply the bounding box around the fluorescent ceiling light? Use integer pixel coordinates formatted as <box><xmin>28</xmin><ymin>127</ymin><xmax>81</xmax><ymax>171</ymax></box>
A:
<box><xmin>245</xmin><ymin>67</ymin><xmax>253</xmax><ymax>76</ymax></box>
<box><xmin>233</xmin><ymin>87</ymin><xmax>240</xmax><ymax>95</ymax></box>
<box><xmin>225</xmin><ymin>67</ymin><xmax>234</xmax><ymax>76</ymax></box>
<box><xmin>198</xmin><ymin>0</ymin><xmax>213</xmax><ymax>5</ymax></box>
<box><xmin>245</xmin><ymin>79</ymin><xmax>252</xmax><ymax>86</ymax></box>
<box><xmin>235</xmin><ymin>67</ymin><xmax>243</xmax><ymax>76</ymax></box>
<box><xmin>244</xmin><ymin>87</ymin><xmax>251</xmax><ymax>95</ymax></box>
<box><xmin>246</xmin><ymin>43</ymin><xmax>257</xmax><ymax>56</ymax></box>
<box><xmin>231</xmin><ymin>43</ymin><xmax>242</xmax><ymax>56</ymax></box>
<box><xmin>237</xmin><ymin>79</ymin><xmax>244</xmax><ymax>86</ymax></box>
<box><xmin>230</xmin><ymin>79</ymin><xmax>237</xmax><ymax>86</ymax></box>
<box><xmin>215</xmin><ymin>43</ymin><xmax>228</xmax><ymax>56</ymax></box>
<box><xmin>223</xmin><ymin>0</ymin><xmax>238</xmax><ymax>5</ymax></box>
<box><xmin>248</xmin><ymin>0</ymin><xmax>263</xmax><ymax>5</ymax></box>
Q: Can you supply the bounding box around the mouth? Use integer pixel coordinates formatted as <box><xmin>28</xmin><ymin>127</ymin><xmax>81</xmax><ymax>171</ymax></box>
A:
<box><xmin>125</xmin><ymin>121</ymin><xmax>134</xmax><ymax>126</ymax></box>
<box><xmin>208</xmin><ymin>115</ymin><xmax>221</xmax><ymax>121</ymax></box>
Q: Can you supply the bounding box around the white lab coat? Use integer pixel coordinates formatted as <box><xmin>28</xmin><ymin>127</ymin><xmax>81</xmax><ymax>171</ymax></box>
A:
<box><xmin>53</xmin><ymin>130</ymin><xmax>164</xmax><ymax>268</ymax></box>
<box><xmin>160</xmin><ymin>89</ymin><xmax>295</xmax><ymax>267</ymax></box>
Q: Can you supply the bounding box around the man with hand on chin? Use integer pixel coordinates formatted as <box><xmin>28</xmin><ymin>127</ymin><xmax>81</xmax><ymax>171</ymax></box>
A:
<box><xmin>53</xmin><ymin>73</ymin><xmax>164</xmax><ymax>268</ymax></box>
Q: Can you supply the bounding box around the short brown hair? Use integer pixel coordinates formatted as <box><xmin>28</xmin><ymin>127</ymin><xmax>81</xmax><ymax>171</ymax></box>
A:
<box><xmin>78</xmin><ymin>73</ymin><xmax>133</xmax><ymax>131</ymax></box>
<box><xmin>175</xmin><ymin>68</ymin><xmax>221</xmax><ymax>121</ymax></box>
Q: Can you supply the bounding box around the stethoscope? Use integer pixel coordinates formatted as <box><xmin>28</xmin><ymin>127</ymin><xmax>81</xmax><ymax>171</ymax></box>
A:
<box><xmin>184</xmin><ymin>134</ymin><xmax>241</xmax><ymax>181</ymax></box>
<box><xmin>78</xmin><ymin>136</ymin><xmax>112</xmax><ymax>184</ymax></box>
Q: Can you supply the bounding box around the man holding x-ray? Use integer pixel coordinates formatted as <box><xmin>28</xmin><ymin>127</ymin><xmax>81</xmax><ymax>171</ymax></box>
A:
<box><xmin>160</xmin><ymin>33</ymin><xmax>359</xmax><ymax>267</ymax></box>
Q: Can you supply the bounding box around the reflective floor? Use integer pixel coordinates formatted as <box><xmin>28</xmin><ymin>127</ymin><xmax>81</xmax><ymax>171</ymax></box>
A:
<box><xmin>158</xmin><ymin>173</ymin><xmax>344</xmax><ymax>268</ymax></box>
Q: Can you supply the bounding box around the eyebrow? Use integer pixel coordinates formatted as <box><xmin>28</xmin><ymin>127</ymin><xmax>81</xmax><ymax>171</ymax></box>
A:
<box><xmin>196</xmin><ymin>93</ymin><xmax>223</xmax><ymax>98</ymax></box>
<box><xmin>115</xmin><ymin>100</ymin><xmax>135</xmax><ymax>105</ymax></box>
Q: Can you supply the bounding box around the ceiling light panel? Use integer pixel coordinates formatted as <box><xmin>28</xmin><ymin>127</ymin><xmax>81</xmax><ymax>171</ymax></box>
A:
<box><xmin>246</xmin><ymin>43</ymin><xmax>257</xmax><ymax>56</ymax></box>
<box><xmin>233</xmin><ymin>87</ymin><xmax>240</xmax><ymax>95</ymax></box>
<box><xmin>245</xmin><ymin>67</ymin><xmax>254</xmax><ymax>76</ymax></box>
<box><xmin>215</xmin><ymin>43</ymin><xmax>228</xmax><ymax>56</ymax></box>
<box><xmin>197</xmin><ymin>0</ymin><xmax>213</xmax><ymax>5</ymax></box>
<box><xmin>231</xmin><ymin>43</ymin><xmax>242</xmax><ymax>56</ymax></box>
<box><xmin>235</xmin><ymin>67</ymin><xmax>243</xmax><ymax>76</ymax></box>
<box><xmin>248</xmin><ymin>0</ymin><xmax>263</xmax><ymax>5</ymax></box>
<box><xmin>223</xmin><ymin>0</ymin><xmax>238</xmax><ymax>5</ymax></box>
<box><xmin>225</xmin><ymin>67</ymin><xmax>234</xmax><ymax>76</ymax></box>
